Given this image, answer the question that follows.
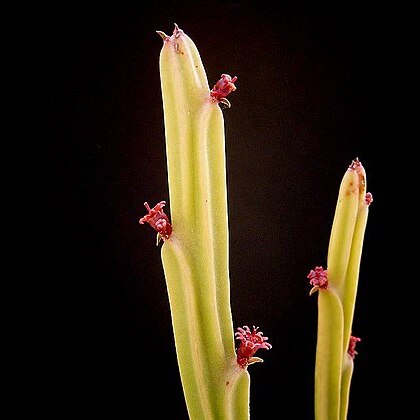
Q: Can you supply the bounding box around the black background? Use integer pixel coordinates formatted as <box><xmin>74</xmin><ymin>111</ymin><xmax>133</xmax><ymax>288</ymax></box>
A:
<box><xmin>46</xmin><ymin>2</ymin><xmax>389</xmax><ymax>418</ymax></box>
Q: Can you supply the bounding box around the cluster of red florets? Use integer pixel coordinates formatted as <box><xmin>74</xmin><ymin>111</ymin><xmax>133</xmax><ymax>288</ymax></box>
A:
<box><xmin>139</xmin><ymin>201</ymin><xmax>172</xmax><ymax>240</ymax></box>
<box><xmin>307</xmin><ymin>266</ymin><xmax>329</xmax><ymax>289</ymax></box>
<box><xmin>235</xmin><ymin>325</ymin><xmax>272</xmax><ymax>368</ymax></box>
<box><xmin>210</xmin><ymin>74</ymin><xmax>237</xmax><ymax>106</ymax></box>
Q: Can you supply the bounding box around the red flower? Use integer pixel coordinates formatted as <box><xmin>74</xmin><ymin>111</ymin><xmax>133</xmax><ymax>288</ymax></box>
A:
<box><xmin>365</xmin><ymin>192</ymin><xmax>373</xmax><ymax>206</ymax></box>
<box><xmin>307</xmin><ymin>266</ymin><xmax>328</xmax><ymax>294</ymax></box>
<box><xmin>235</xmin><ymin>326</ymin><xmax>272</xmax><ymax>368</ymax></box>
<box><xmin>348</xmin><ymin>335</ymin><xmax>361</xmax><ymax>359</ymax></box>
<box><xmin>210</xmin><ymin>74</ymin><xmax>237</xmax><ymax>107</ymax></box>
<box><xmin>139</xmin><ymin>201</ymin><xmax>172</xmax><ymax>240</ymax></box>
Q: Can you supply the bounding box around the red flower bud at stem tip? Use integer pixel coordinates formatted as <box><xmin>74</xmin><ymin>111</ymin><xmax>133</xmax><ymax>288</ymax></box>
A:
<box><xmin>348</xmin><ymin>335</ymin><xmax>361</xmax><ymax>359</ymax></box>
<box><xmin>348</xmin><ymin>157</ymin><xmax>361</xmax><ymax>170</ymax></box>
<box><xmin>139</xmin><ymin>201</ymin><xmax>172</xmax><ymax>241</ymax></box>
<box><xmin>156</xmin><ymin>24</ymin><xmax>183</xmax><ymax>43</ymax></box>
<box><xmin>235</xmin><ymin>326</ymin><xmax>272</xmax><ymax>368</ymax></box>
<box><xmin>365</xmin><ymin>192</ymin><xmax>373</xmax><ymax>206</ymax></box>
<box><xmin>307</xmin><ymin>266</ymin><xmax>328</xmax><ymax>295</ymax></box>
<box><xmin>210</xmin><ymin>74</ymin><xmax>237</xmax><ymax>107</ymax></box>
<box><xmin>173</xmin><ymin>23</ymin><xmax>183</xmax><ymax>38</ymax></box>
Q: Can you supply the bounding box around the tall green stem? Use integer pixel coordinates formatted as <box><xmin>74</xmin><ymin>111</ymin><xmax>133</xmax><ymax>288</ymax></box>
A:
<box><xmin>158</xmin><ymin>25</ymin><xmax>249</xmax><ymax>419</ymax></box>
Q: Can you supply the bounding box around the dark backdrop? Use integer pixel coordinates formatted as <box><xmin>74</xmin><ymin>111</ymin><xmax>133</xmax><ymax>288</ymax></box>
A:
<box><xmin>47</xmin><ymin>2</ymin><xmax>388</xmax><ymax>418</ymax></box>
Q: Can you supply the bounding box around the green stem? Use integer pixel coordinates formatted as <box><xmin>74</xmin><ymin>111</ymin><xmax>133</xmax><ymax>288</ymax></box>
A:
<box><xmin>339</xmin><ymin>164</ymin><xmax>369</xmax><ymax>420</ymax></box>
<box><xmin>314</xmin><ymin>160</ymin><xmax>371</xmax><ymax>420</ymax></box>
<box><xmin>339</xmin><ymin>355</ymin><xmax>354</xmax><ymax>420</ymax></box>
<box><xmin>315</xmin><ymin>289</ymin><xmax>344</xmax><ymax>420</ymax></box>
<box><xmin>327</xmin><ymin>167</ymin><xmax>360</xmax><ymax>296</ymax></box>
<box><xmin>341</xmin><ymin>165</ymin><xmax>368</xmax><ymax>354</ymax></box>
<box><xmin>159</xmin><ymin>26</ymin><xmax>248</xmax><ymax>419</ymax></box>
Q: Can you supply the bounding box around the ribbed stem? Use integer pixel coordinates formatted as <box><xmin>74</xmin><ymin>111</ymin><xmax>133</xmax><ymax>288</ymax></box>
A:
<box><xmin>314</xmin><ymin>160</ymin><xmax>371</xmax><ymax>420</ymax></box>
<box><xmin>341</xmin><ymin>164</ymin><xmax>368</xmax><ymax>354</ymax></box>
<box><xmin>315</xmin><ymin>289</ymin><xmax>344</xmax><ymax>420</ymax></box>
<box><xmin>159</xmin><ymin>26</ymin><xmax>248</xmax><ymax>419</ymax></box>
<box><xmin>339</xmin><ymin>355</ymin><xmax>354</xmax><ymax>420</ymax></box>
<box><xmin>327</xmin><ymin>167</ymin><xmax>359</xmax><ymax>296</ymax></box>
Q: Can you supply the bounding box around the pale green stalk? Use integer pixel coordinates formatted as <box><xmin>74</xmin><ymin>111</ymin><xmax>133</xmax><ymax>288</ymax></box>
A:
<box><xmin>158</xmin><ymin>25</ymin><xmax>249</xmax><ymax>419</ymax></box>
<box><xmin>339</xmin><ymin>165</ymin><xmax>369</xmax><ymax>420</ymax></box>
<box><xmin>339</xmin><ymin>354</ymin><xmax>354</xmax><ymax>420</ymax></box>
<box><xmin>315</xmin><ymin>290</ymin><xmax>343</xmax><ymax>420</ymax></box>
<box><xmin>314</xmin><ymin>159</ymin><xmax>371</xmax><ymax>420</ymax></box>
<box><xmin>341</xmin><ymin>164</ymin><xmax>368</xmax><ymax>355</ymax></box>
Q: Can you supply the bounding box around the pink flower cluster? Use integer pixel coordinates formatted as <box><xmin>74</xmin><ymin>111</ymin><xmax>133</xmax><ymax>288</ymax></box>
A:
<box><xmin>139</xmin><ymin>201</ymin><xmax>172</xmax><ymax>240</ymax></box>
<box><xmin>307</xmin><ymin>266</ymin><xmax>328</xmax><ymax>289</ymax></box>
<box><xmin>348</xmin><ymin>335</ymin><xmax>361</xmax><ymax>359</ymax></box>
<box><xmin>365</xmin><ymin>192</ymin><xmax>373</xmax><ymax>206</ymax></box>
<box><xmin>210</xmin><ymin>74</ymin><xmax>237</xmax><ymax>102</ymax></box>
<box><xmin>235</xmin><ymin>326</ymin><xmax>272</xmax><ymax>368</ymax></box>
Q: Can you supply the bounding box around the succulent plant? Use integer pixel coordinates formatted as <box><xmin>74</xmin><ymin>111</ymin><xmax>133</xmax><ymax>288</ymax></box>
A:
<box><xmin>141</xmin><ymin>25</ymin><xmax>270</xmax><ymax>419</ymax></box>
<box><xmin>140</xmin><ymin>24</ymin><xmax>372</xmax><ymax>420</ymax></box>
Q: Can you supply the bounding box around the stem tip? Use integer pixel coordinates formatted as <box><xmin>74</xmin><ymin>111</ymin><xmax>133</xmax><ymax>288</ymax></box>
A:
<box><xmin>156</xmin><ymin>30</ymin><xmax>169</xmax><ymax>41</ymax></box>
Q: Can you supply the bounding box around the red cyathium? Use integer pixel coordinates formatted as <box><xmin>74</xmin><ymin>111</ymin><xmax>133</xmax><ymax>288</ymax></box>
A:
<box><xmin>235</xmin><ymin>326</ymin><xmax>272</xmax><ymax>368</ymax></box>
<box><xmin>307</xmin><ymin>266</ymin><xmax>329</xmax><ymax>290</ymax></box>
<box><xmin>348</xmin><ymin>335</ymin><xmax>361</xmax><ymax>359</ymax></box>
<box><xmin>348</xmin><ymin>157</ymin><xmax>361</xmax><ymax>170</ymax></box>
<box><xmin>139</xmin><ymin>201</ymin><xmax>172</xmax><ymax>240</ymax></box>
<box><xmin>210</xmin><ymin>74</ymin><xmax>237</xmax><ymax>107</ymax></box>
<box><xmin>365</xmin><ymin>192</ymin><xmax>373</xmax><ymax>206</ymax></box>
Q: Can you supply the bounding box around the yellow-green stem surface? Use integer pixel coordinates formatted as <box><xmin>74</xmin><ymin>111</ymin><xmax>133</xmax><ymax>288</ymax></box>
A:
<box><xmin>315</xmin><ymin>161</ymin><xmax>370</xmax><ymax>420</ymax></box>
<box><xmin>159</xmin><ymin>27</ymin><xmax>249</xmax><ymax>419</ymax></box>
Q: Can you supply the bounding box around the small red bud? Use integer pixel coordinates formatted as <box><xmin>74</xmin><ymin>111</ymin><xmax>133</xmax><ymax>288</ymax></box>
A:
<box><xmin>365</xmin><ymin>192</ymin><xmax>373</xmax><ymax>206</ymax></box>
<box><xmin>348</xmin><ymin>335</ymin><xmax>361</xmax><ymax>359</ymax></box>
<box><xmin>348</xmin><ymin>158</ymin><xmax>361</xmax><ymax>170</ymax></box>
